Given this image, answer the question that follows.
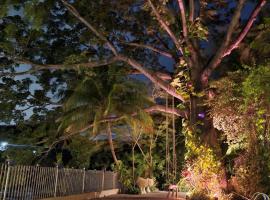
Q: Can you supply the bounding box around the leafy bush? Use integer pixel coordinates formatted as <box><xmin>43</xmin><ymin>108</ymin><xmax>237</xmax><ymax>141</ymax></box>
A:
<box><xmin>181</xmin><ymin>120</ymin><xmax>223</xmax><ymax>198</ymax></box>
<box><xmin>113</xmin><ymin>161</ymin><xmax>136</xmax><ymax>193</ymax></box>
<box><xmin>209</xmin><ymin>65</ymin><xmax>270</xmax><ymax>197</ymax></box>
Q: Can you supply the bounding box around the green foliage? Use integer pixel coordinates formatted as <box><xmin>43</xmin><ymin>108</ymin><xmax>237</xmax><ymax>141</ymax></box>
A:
<box><xmin>188</xmin><ymin>18</ymin><xmax>208</xmax><ymax>41</ymax></box>
<box><xmin>64</xmin><ymin>135</ymin><xmax>102</xmax><ymax>169</ymax></box>
<box><xmin>0</xmin><ymin>121</ymin><xmax>59</xmax><ymax>165</ymax></box>
<box><xmin>0</xmin><ymin>68</ymin><xmax>76</xmax><ymax>124</ymax></box>
<box><xmin>113</xmin><ymin>160</ymin><xmax>140</xmax><ymax>194</ymax></box>
<box><xmin>171</xmin><ymin>59</ymin><xmax>192</xmax><ymax>100</ymax></box>
<box><xmin>208</xmin><ymin>65</ymin><xmax>270</xmax><ymax>197</ymax></box>
<box><xmin>64</xmin><ymin>54</ymin><xmax>89</xmax><ymax>65</ymax></box>
<box><xmin>250</xmin><ymin>17</ymin><xmax>270</xmax><ymax>58</ymax></box>
<box><xmin>142</xmin><ymin>0</ymin><xmax>176</xmax><ymax>27</ymax></box>
<box><xmin>242</xmin><ymin>65</ymin><xmax>270</xmax><ymax>105</ymax></box>
<box><xmin>59</xmin><ymin>68</ymin><xmax>153</xmax><ymax>137</ymax></box>
<box><xmin>181</xmin><ymin>118</ymin><xmax>223</xmax><ymax>197</ymax></box>
<box><xmin>233</xmin><ymin>147</ymin><xmax>270</xmax><ymax>196</ymax></box>
<box><xmin>24</xmin><ymin>1</ymin><xmax>54</xmax><ymax>30</ymax></box>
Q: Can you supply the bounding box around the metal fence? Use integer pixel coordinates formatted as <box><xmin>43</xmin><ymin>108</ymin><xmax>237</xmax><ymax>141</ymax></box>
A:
<box><xmin>0</xmin><ymin>163</ymin><xmax>118</xmax><ymax>200</ymax></box>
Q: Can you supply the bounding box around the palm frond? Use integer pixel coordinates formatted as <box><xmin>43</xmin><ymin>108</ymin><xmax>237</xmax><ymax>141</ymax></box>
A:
<box><xmin>64</xmin><ymin>78</ymin><xmax>102</xmax><ymax>111</ymax></box>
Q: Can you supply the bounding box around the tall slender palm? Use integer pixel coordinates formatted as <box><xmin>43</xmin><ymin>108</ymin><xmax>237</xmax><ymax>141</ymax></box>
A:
<box><xmin>58</xmin><ymin>67</ymin><xmax>154</xmax><ymax>166</ymax></box>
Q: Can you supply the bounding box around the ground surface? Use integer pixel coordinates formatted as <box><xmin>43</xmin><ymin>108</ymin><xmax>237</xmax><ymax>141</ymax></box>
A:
<box><xmin>95</xmin><ymin>191</ymin><xmax>186</xmax><ymax>200</ymax></box>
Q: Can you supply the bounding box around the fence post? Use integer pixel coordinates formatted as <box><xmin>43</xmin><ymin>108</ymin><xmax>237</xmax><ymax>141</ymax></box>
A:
<box><xmin>54</xmin><ymin>165</ymin><xmax>59</xmax><ymax>197</ymax></box>
<box><xmin>101</xmin><ymin>170</ymin><xmax>105</xmax><ymax>191</ymax></box>
<box><xmin>3</xmin><ymin>161</ymin><xmax>11</xmax><ymax>200</ymax></box>
<box><xmin>82</xmin><ymin>168</ymin><xmax>85</xmax><ymax>193</ymax></box>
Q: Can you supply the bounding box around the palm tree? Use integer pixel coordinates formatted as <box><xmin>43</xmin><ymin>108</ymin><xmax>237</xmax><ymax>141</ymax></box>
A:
<box><xmin>58</xmin><ymin>67</ymin><xmax>154</xmax><ymax>166</ymax></box>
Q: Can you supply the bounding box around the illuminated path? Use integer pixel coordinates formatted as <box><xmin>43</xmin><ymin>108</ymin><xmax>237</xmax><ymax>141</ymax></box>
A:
<box><xmin>95</xmin><ymin>191</ymin><xmax>186</xmax><ymax>200</ymax></box>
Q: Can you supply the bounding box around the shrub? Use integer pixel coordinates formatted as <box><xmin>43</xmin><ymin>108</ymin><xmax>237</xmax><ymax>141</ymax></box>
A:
<box><xmin>208</xmin><ymin>65</ymin><xmax>270</xmax><ymax>197</ymax></box>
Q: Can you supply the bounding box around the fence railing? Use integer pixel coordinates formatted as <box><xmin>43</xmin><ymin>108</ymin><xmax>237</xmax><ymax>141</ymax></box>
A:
<box><xmin>0</xmin><ymin>163</ymin><xmax>118</xmax><ymax>200</ymax></box>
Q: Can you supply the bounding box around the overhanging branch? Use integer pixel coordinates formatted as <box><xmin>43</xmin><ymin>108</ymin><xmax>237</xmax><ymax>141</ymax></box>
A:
<box><xmin>189</xmin><ymin>0</ymin><xmax>195</xmax><ymax>22</ymax></box>
<box><xmin>61</xmin><ymin>0</ymin><xmax>185</xmax><ymax>101</ymax></box>
<box><xmin>177</xmin><ymin>0</ymin><xmax>188</xmax><ymax>38</ymax></box>
<box><xmin>61</xmin><ymin>0</ymin><xmax>118</xmax><ymax>55</ymax></box>
<box><xmin>121</xmin><ymin>42</ymin><xmax>173</xmax><ymax>59</ymax></box>
<box><xmin>201</xmin><ymin>0</ymin><xmax>246</xmax><ymax>86</ymax></box>
<box><xmin>130</xmin><ymin>69</ymin><xmax>172</xmax><ymax>81</ymax></box>
<box><xmin>15</xmin><ymin>57</ymin><xmax>119</xmax><ymax>70</ymax></box>
<box><xmin>4</xmin><ymin>56</ymin><xmax>173</xmax><ymax>81</ymax></box>
<box><xmin>118</xmin><ymin>55</ymin><xmax>186</xmax><ymax>102</ymax></box>
<box><xmin>0</xmin><ymin>57</ymin><xmax>119</xmax><ymax>76</ymax></box>
<box><xmin>147</xmin><ymin>0</ymin><xmax>184</xmax><ymax>55</ymax></box>
<box><xmin>177</xmin><ymin>0</ymin><xmax>202</xmax><ymax>70</ymax></box>
<box><xmin>201</xmin><ymin>0</ymin><xmax>266</xmax><ymax>87</ymax></box>
<box><xmin>223</xmin><ymin>0</ymin><xmax>267</xmax><ymax>57</ymax></box>
<box><xmin>144</xmin><ymin>105</ymin><xmax>188</xmax><ymax>118</ymax></box>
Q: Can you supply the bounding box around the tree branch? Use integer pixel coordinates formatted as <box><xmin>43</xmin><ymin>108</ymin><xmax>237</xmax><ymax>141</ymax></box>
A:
<box><xmin>130</xmin><ymin>69</ymin><xmax>172</xmax><ymax>81</ymax></box>
<box><xmin>61</xmin><ymin>0</ymin><xmax>118</xmax><ymax>55</ymax></box>
<box><xmin>19</xmin><ymin>105</ymin><xmax>36</xmax><ymax>112</ymax></box>
<box><xmin>4</xmin><ymin>56</ymin><xmax>173</xmax><ymax>81</ymax></box>
<box><xmin>121</xmin><ymin>42</ymin><xmax>173</xmax><ymax>59</ymax></box>
<box><xmin>177</xmin><ymin>0</ymin><xmax>202</xmax><ymax>71</ymax></box>
<box><xmin>16</xmin><ymin>57</ymin><xmax>119</xmax><ymax>70</ymax></box>
<box><xmin>0</xmin><ymin>57</ymin><xmax>119</xmax><ymax>77</ymax></box>
<box><xmin>147</xmin><ymin>0</ymin><xmax>184</xmax><ymax>55</ymax></box>
<box><xmin>61</xmin><ymin>0</ymin><xmax>186</xmax><ymax>101</ymax></box>
<box><xmin>74</xmin><ymin>105</ymin><xmax>187</xmax><ymax>132</ymax></box>
<box><xmin>177</xmin><ymin>0</ymin><xmax>188</xmax><ymax>38</ymax></box>
<box><xmin>118</xmin><ymin>55</ymin><xmax>186</xmax><ymax>102</ymax></box>
<box><xmin>223</xmin><ymin>0</ymin><xmax>267</xmax><ymax>57</ymax></box>
<box><xmin>201</xmin><ymin>0</ymin><xmax>246</xmax><ymax>86</ymax></box>
<box><xmin>144</xmin><ymin>105</ymin><xmax>188</xmax><ymax>118</ymax></box>
<box><xmin>189</xmin><ymin>0</ymin><xmax>195</xmax><ymax>22</ymax></box>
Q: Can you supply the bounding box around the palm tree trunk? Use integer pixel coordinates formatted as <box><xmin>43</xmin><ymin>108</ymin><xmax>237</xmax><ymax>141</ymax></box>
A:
<box><xmin>149</xmin><ymin>134</ymin><xmax>153</xmax><ymax>178</ymax></box>
<box><xmin>132</xmin><ymin>145</ymin><xmax>135</xmax><ymax>186</ymax></box>
<box><xmin>107</xmin><ymin>122</ymin><xmax>119</xmax><ymax>166</ymax></box>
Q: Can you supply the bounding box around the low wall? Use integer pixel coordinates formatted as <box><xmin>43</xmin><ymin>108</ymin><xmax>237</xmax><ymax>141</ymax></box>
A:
<box><xmin>40</xmin><ymin>189</ymin><xmax>119</xmax><ymax>200</ymax></box>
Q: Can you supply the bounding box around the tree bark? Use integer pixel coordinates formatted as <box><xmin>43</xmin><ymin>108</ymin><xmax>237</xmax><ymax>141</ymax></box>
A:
<box><xmin>107</xmin><ymin>122</ymin><xmax>119</xmax><ymax>166</ymax></box>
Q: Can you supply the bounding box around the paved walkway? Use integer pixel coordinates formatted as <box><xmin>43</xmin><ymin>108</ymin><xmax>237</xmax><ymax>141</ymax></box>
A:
<box><xmin>95</xmin><ymin>191</ymin><xmax>186</xmax><ymax>200</ymax></box>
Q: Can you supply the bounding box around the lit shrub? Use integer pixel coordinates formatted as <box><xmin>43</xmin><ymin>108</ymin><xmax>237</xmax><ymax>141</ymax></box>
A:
<box><xmin>182</xmin><ymin>121</ymin><xmax>223</xmax><ymax>198</ymax></box>
<box><xmin>208</xmin><ymin>65</ymin><xmax>270</xmax><ymax>197</ymax></box>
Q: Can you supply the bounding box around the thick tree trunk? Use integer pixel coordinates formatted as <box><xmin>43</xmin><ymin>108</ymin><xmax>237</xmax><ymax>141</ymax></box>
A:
<box><xmin>191</xmin><ymin>96</ymin><xmax>229</xmax><ymax>191</ymax></box>
<box><xmin>107</xmin><ymin>123</ymin><xmax>119</xmax><ymax>166</ymax></box>
<box><xmin>188</xmin><ymin>67</ymin><xmax>230</xmax><ymax>192</ymax></box>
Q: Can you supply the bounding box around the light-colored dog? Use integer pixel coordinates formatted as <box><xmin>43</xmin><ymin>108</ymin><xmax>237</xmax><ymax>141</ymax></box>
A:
<box><xmin>136</xmin><ymin>177</ymin><xmax>155</xmax><ymax>194</ymax></box>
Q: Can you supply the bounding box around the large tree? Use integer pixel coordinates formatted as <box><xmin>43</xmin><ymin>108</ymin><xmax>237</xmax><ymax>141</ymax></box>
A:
<box><xmin>0</xmin><ymin>0</ymin><xmax>268</xmax><ymax>196</ymax></box>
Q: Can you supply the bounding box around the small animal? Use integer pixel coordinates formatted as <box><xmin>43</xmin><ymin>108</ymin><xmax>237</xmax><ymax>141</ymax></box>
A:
<box><xmin>167</xmin><ymin>184</ymin><xmax>179</xmax><ymax>198</ymax></box>
<box><xmin>136</xmin><ymin>177</ymin><xmax>155</xmax><ymax>194</ymax></box>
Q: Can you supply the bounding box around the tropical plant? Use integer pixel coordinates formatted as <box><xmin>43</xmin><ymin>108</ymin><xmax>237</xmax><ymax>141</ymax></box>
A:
<box><xmin>58</xmin><ymin>67</ymin><xmax>154</xmax><ymax>167</ymax></box>
<box><xmin>208</xmin><ymin>65</ymin><xmax>270</xmax><ymax>197</ymax></box>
